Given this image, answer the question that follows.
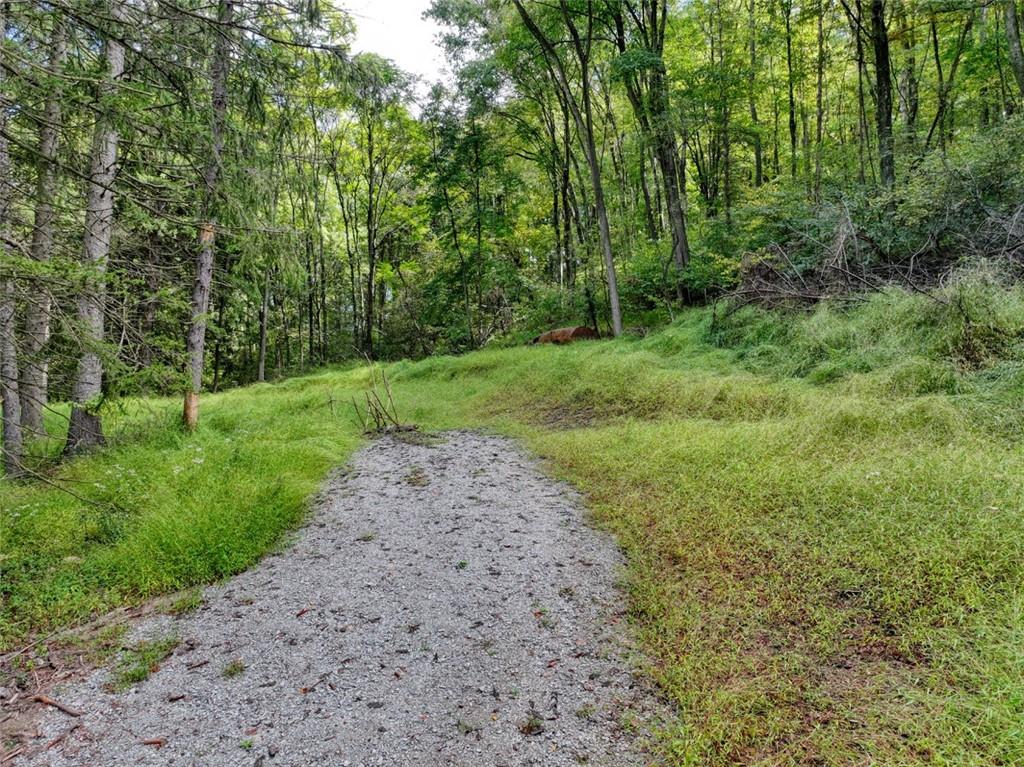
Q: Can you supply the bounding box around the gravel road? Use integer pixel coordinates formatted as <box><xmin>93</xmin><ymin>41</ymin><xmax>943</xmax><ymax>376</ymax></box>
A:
<box><xmin>21</xmin><ymin>431</ymin><xmax>660</xmax><ymax>766</ymax></box>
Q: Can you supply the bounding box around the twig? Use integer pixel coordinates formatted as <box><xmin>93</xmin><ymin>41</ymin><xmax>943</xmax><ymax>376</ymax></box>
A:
<box><xmin>45</xmin><ymin>724</ymin><xmax>81</xmax><ymax>750</ymax></box>
<box><xmin>32</xmin><ymin>694</ymin><xmax>82</xmax><ymax>717</ymax></box>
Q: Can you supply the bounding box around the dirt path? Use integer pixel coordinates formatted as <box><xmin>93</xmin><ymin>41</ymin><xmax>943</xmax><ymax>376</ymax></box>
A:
<box><xmin>20</xmin><ymin>432</ymin><xmax>660</xmax><ymax>766</ymax></box>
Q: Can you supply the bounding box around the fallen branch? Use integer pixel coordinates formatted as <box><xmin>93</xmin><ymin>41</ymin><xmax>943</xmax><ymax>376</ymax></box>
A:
<box><xmin>32</xmin><ymin>694</ymin><xmax>82</xmax><ymax>717</ymax></box>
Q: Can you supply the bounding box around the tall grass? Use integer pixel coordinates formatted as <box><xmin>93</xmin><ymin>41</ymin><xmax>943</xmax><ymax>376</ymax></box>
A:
<box><xmin>2</xmin><ymin>278</ymin><xmax>1023</xmax><ymax>764</ymax></box>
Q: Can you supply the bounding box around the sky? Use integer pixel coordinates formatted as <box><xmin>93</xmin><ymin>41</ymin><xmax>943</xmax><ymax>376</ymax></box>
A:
<box><xmin>345</xmin><ymin>0</ymin><xmax>448</xmax><ymax>86</ymax></box>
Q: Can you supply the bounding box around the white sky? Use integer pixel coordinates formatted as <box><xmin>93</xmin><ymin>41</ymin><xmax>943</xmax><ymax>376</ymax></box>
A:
<box><xmin>344</xmin><ymin>0</ymin><xmax>448</xmax><ymax>86</ymax></box>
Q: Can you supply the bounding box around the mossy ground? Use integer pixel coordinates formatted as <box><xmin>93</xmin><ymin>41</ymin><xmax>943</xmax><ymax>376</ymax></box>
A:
<box><xmin>3</xmin><ymin>282</ymin><xmax>1023</xmax><ymax>765</ymax></box>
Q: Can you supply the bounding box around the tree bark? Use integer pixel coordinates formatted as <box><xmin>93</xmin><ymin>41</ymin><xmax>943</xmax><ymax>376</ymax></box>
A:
<box><xmin>0</xmin><ymin>280</ymin><xmax>22</xmax><ymax>478</ymax></box>
<box><xmin>20</xmin><ymin>18</ymin><xmax>66</xmax><ymax>435</ymax></box>
<box><xmin>364</xmin><ymin>117</ymin><xmax>377</xmax><ymax>358</ymax></box>
<box><xmin>65</xmin><ymin>2</ymin><xmax>126</xmax><ymax>455</ymax></box>
<box><xmin>0</xmin><ymin>4</ymin><xmax>23</xmax><ymax>475</ymax></box>
<box><xmin>184</xmin><ymin>0</ymin><xmax>233</xmax><ymax>430</ymax></box>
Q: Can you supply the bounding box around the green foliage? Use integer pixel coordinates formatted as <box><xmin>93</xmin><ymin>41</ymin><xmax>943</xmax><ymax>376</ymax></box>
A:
<box><xmin>709</xmin><ymin>267</ymin><xmax>1024</xmax><ymax>415</ymax></box>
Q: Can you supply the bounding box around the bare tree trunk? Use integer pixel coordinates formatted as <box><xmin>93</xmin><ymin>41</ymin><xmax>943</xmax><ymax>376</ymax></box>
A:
<box><xmin>0</xmin><ymin>280</ymin><xmax>22</xmax><ymax>478</ymax></box>
<box><xmin>364</xmin><ymin>119</ymin><xmax>377</xmax><ymax>358</ymax></box>
<box><xmin>1007</xmin><ymin>0</ymin><xmax>1024</xmax><ymax>99</ymax></box>
<box><xmin>258</xmin><ymin>270</ymin><xmax>269</xmax><ymax>382</ymax></box>
<box><xmin>0</xmin><ymin>5</ymin><xmax>23</xmax><ymax>475</ymax></box>
<box><xmin>21</xmin><ymin>18</ymin><xmax>66</xmax><ymax>435</ymax></box>
<box><xmin>814</xmin><ymin>0</ymin><xmax>826</xmax><ymax>199</ymax></box>
<box><xmin>926</xmin><ymin>13</ymin><xmax>974</xmax><ymax>152</ymax></box>
<box><xmin>785</xmin><ymin>0</ymin><xmax>799</xmax><ymax>178</ymax></box>
<box><xmin>184</xmin><ymin>0</ymin><xmax>233</xmax><ymax>430</ymax></box>
<box><xmin>871</xmin><ymin>0</ymin><xmax>895</xmax><ymax>187</ymax></box>
<box><xmin>748</xmin><ymin>0</ymin><xmax>763</xmax><ymax>187</ymax></box>
<box><xmin>65</xmin><ymin>2</ymin><xmax>126</xmax><ymax>455</ymax></box>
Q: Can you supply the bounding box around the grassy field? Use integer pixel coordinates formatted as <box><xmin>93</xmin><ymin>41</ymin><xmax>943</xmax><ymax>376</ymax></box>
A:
<box><xmin>3</xmin><ymin>278</ymin><xmax>1023</xmax><ymax>765</ymax></box>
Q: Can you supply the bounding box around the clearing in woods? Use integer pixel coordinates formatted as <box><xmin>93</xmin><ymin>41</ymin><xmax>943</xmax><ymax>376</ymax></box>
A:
<box><xmin>17</xmin><ymin>432</ymin><xmax>662</xmax><ymax>766</ymax></box>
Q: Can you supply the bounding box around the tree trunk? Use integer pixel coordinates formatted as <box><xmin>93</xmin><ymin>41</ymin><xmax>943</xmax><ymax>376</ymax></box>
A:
<box><xmin>785</xmin><ymin>0</ymin><xmax>799</xmax><ymax>178</ymax></box>
<box><xmin>652</xmin><ymin>87</ymin><xmax>691</xmax><ymax>291</ymax></box>
<box><xmin>748</xmin><ymin>0</ymin><xmax>763</xmax><ymax>186</ymax></box>
<box><xmin>0</xmin><ymin>280</ymin><xmax>22</xmax><ymax>478</ymax></box>
<box><xmin>639</xmin><ymin>148</ymin><xmax>659</xmax><ymax>240</ymax></box>
<box><xmin>258</xmin><ymin>270</ymin><xmax>269</xmax><ymax>382</ymax></box>
<box><xmin>896</xmin><ymin>0</ymin><xmax>919</xmax><ymax>141</ymax></box>
<box><xmin>0</xmin><ymin>6</ymin><xmax>23</xmax><ymax>475</ymax></box>
<box><xmin>871</xmin><ymin>0</ymin><xmax>895</xmax><ymax>187</ymax></box>
<box><xmin>20</xmin><ymin>18</ymin><xmax>66</xmax><ymax>435</ymax></box>
<box><xmin>184</xmin><ymin>0</ymin><xmax>233</xmax><ymax>431</ymax></box>
<box><xmin>1007</xmin><ymin>0</ymin><xmax>1024</xmax><ymax>99</ymax></box>
<box><xmin>65</xmin><ymin>2</ymin><xmax>126</xmax><ymax>455</ymax></box>
<box><xmin>814</xmin><ymin>0</ymin><xmax>826</xmax><ymax>199</ymax></box>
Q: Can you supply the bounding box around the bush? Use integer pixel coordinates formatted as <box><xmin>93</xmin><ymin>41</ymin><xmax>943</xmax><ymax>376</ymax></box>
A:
<box><xmin>709</xmin><ymin>266</ymin><xmax>1024</xmax><ymax>389</ymax></box>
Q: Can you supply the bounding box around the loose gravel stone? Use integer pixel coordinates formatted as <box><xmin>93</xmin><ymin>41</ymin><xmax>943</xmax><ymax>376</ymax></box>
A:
<box><xmin>20</xmin><ymin>431</ymin><xmax>661</xmax><ymax>766</ymax></box>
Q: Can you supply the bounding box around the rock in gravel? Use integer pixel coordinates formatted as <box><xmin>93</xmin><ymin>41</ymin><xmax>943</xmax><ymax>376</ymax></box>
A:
<box><xmin>18</xmin><ymin>431</ymin><xmax>664</xmax><ymax>766</ymax></box>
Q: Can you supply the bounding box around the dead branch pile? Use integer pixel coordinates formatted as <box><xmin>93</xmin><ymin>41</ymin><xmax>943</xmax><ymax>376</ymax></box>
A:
<box><xmin>730</xmin><ymin>201</ymin><xmax>1024</xmax><ymax>310</ymax></box>
<box><xmin>351</xmin><ymin>366</ymin><xmax>416</xmax><ymax>435</ymax></box>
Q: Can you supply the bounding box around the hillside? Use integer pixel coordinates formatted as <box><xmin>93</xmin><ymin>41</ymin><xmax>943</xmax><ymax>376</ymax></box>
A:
<box><xmin>4</xmin><ymin>282</ymin><xmax>1023</xmax><ymax>765</ymax></box>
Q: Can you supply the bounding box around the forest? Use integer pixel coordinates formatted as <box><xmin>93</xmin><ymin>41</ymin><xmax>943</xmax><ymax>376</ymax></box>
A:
<box><xmin>2</xmin><ymin>0</ymin><xmax>1024</xmax><ymax>765</ymax></box>
<box><xmin>1</xmin><ymin>0</ymin><xmax>1022</xmax><ymax>467</ymax></box>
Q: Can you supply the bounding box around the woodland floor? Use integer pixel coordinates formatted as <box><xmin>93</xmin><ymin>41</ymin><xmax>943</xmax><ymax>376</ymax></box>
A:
<box><xmin>9</xmin><ymin>431</ymin><xmax>663</xmax><ymax>766</ymax></box>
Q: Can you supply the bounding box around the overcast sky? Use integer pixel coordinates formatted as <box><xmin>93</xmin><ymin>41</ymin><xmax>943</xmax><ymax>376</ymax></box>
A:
<box><xmin>345</xmin><ymin>0</ymin><xmax>448</xmax><ymax>86</ymax></box>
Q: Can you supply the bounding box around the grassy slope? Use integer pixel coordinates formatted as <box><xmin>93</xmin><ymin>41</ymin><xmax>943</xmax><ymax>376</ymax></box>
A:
<box><xmin>3</xmin><ymin>287</ymin><xmax>1023</xmax><ymax>765</ymax></box>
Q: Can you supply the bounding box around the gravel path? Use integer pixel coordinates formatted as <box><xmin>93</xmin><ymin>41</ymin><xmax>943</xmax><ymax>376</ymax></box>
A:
<box><xmin>22</xmin><ymin>431</ymin><xmax>659</xmax><ymax>766</ymax></box>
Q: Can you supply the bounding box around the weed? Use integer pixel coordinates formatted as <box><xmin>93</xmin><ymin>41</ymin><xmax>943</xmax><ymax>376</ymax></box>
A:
<box><xmin>111</xmin><ymin>637</ymin><xmax>179</xmax><ymax>691</ymax></box>
<box><xmin>167</xmin><ymin>589</ymin><xmax>204</xmax><ymax>615</ymax></box>
<box><xmin>456</xmin><ymin>719</ymin><xmax>480</xmax><ymax>735</ymax></box>
<box><xmin>531</xmin><ymin>604</ymin><xmax>556</xmax><ymax>630</ymax></box>
<box><xmin>519</xmin><ymin>706</ymin><xmax>545</xmax><ymax>736</ymax></box>
<box><xmin>222</xmin><ymin>659</ymin><xmax>246</xmax><ymax>678</ymax></box>
<box><xmin>404</xmin><ymin>467</ymin><xmax>429</xmax><ymax>487</ymax></box>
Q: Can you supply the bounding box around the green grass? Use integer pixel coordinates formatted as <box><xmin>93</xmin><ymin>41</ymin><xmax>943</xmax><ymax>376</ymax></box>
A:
<box><xmin>111</xmin><ymin>636</ymin><xmax>179</xmax><ymax>691</ymax></box>
<box><xmin>222</xmin><ymin>658</ymin><xmax>246</xmax><ymax>678</ymax></box>
<box><xmin>3</xmin><ymin>282</ymin><xmax>1023</xmax><ymax>764</ymax></box>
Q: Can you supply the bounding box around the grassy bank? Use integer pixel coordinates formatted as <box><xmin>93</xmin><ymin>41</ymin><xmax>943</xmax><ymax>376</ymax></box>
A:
<box><xmin>3</xmin><ymin>281</ymin><xmax>1023</xmax><ymax>765</ymax></box>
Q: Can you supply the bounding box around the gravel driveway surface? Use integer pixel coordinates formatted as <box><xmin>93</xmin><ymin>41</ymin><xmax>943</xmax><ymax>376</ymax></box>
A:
<box><xmin>21</xmin><ymin>431</ymin><xmax>660</xmax><ymax>766</ymax></box>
